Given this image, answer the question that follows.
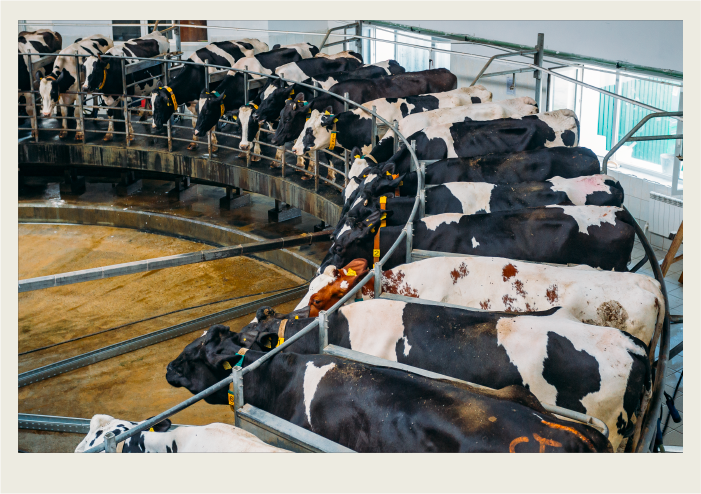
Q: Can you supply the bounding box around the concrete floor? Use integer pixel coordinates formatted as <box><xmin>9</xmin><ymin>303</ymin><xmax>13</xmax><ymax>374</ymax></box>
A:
<box><xmin>18</xmin><ymin>222</ymin><xmax>305</xmax><ymax>452</ymax></box>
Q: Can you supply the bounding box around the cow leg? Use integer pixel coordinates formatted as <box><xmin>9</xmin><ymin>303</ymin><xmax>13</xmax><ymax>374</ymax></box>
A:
<box><xmin>74</xmin><ymin>95</ymin><xmax>84</xmax><ymax>141</ymax></box>
<box><xmin>251</xmin><ymin>127</ymin><xmax>262</xmax><ymax>162</ymax></box>
<box><xmin>128</xmin><ymin>118</ymin><xmax>135</xmax><ymax>141</ymax></box>
<box><xmin>187</xmin><ymin>103</ymin><xmax>198</xmax><ymax>151</ymax></box>
<box><xmin>300</xmin><ymin>153</ymin><xmax>314</xmax><ymax>180</ymax></box>
<box><xmin>211</xmin><ymin>131</ymin><xmax>218</xmax><ymax>152</ymax></box>
<box><xmin>104</xmin><ymin>112</ymin><xmax>114</xmax><ymax>141</ymax></box>
<box><xmin>58</xmin><ymin>102</ymin><xmax>69</xmax><ymax>139</ymax></box>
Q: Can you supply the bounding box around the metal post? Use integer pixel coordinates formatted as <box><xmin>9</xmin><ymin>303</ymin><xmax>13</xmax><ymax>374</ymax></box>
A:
<box><xmin>280</xmin><ymin>144</ymin><xmax>286</xmax><ymax>178</ymax></box>
<box><xmin>77</xmin><ymin>87</ymin><xmax>85</xmax><ymax>144</ymax></box>
<box><xmin>174</xmin><ymin>25</ymin><xmax>181</xmax><ymax>54</ymax></box>
<box><xmin>231</xmin><ymin>367</ymin><xmax>244</xmax><ymax>415</ymax></box>
<box><xmin>243</xmin><ymin>66</ymin><xmax>249</xmax><ymax>105</ymax></box>
<box><xmin>121</xmin><ymin>59</ymin><xmax>129</xmax><ymax>146</ymax></box>
<box><xmin>104</xmin><ymin>432</ymin><xmax>117</xmax><ymax>453</ymax></box>
<box><xmin>577</xmin><ymin>68</ymin><xmax>585</xmax><ymax>122</ymax></box>
<box><xmin>373</xmin><ymin>261</ymin><xmax>382</xmax><ymax>297</ymax></box>
<box><xmin>320</xmin><ymin>28</ymin><xmax>333</xmax><ymax>51</ymax></box>
<box><xmin>671</xmin><ymin>89</ymin><xmax>683</xmax><ymax>195</ymax></box>
<box><xmin>205</xmin><ymin>70</ymin><xmax>211</xmax><ymax>161</ymax></box>
<box><xmin>163</xmin><ymin>59</ymin><xmax>172</xmax><ymax>152</ymax></box>
<box><xmin>343</xmin><ymin>149</ymin><xmax>350</xmax><ymax>186</ymax></box>
<box><xmin>392</xmin><ymin>120</ymin><xmax>399</xmax><ymax>154</ymax></box>
<box><xmin>313</xmin><ymin>80</ymin><xmax>318</xmax><ymax>99</ymax></box>
<box><xmin>405</xmin><ymin>222</ymin><xmax>413</xmax><ymax>264</ymax></box>
<box><xmin>419</xmin><ymin>161</ymin><xmax>426</xmax><ymax>218</ymax></box>
<box><xmin>314</xmin><ymin>149</ymin><xmax>319</xmax><ymax>192</ymax></box>
<box><xmin>371</xmin><ymin>105</ymin><xmax>377</xmax><ymax>149</ymax></box>
<box><xmin>572</xmin><ymin>69</ymin><xmax>579</xmax><ymax>116</ymax></box>
<box><xmin>611</xmin><ymin>71</ymin><xmax>622</xmax><ymax>165</ymax></box>
<box><xmin>26</xmin><ymin>57</ymin><xmax>39</xmax><ymax>142</ymax></box>
<box><xmin>343</xmin><ymin>92</ymin><xmax>349</xmax><ymax>113</ymax></box>
<box><xmin>318</xmin><ymin>310</ymin><xmax>328</xmax><ymax>353</ymax></box>
<box><xmin>355</xmin><ymin>21</ymin><xmax>363</xmax><ymax>58</ymax></box>
<box><xmin>410</xmin><ymin>140</ymin><xmax>417</xmax><ymax>172</ymax></box>
<box><xmin>545</xmin><ymin>73</ymin><xmax>552</xmax><ymax>112</ymax></box>
<box><xmin>533</xmin><ymin>33</ymin><xmax>544</xmax><ymax>109</ymax></box>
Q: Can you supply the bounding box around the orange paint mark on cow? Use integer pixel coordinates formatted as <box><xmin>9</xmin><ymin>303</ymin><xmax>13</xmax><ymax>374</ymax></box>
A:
<box><xmin>509</xmin><ymin>436</ymin><xmax>529</xmax><ymax>453</ymax></box>
<box><xmin>450</xmin><ymin>262</ymin><xmax>470</xmax><ymax>285</ymax></box>
<box><xmin>541</xmin><ymin>420</ymin><xmax>596</xmax><ymax>452</ymax></box>
<box><xmin>532</xmin><ymin>433</ymin><xmax>562</xmax><ymax>453</ymax></box>
<box><xmin>480</xmin><ymin>299</ymin><xmax>491</xmax><ymax>310</ymax></box>
<box><xmin>502</xmin><ymin>263</ymin><xmax>518</xmax><ymax>282</ymax></box>
<box><xmin>546</xmin><ymin>284</ymin><xmax>559</xmax><ymax>303</ymax></box>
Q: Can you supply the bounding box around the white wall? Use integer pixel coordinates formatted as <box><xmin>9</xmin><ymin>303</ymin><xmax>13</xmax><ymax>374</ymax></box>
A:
<box><xmin>384</xmin><ymin>21</ymin><xmax>682</xmax><ymax>73</ymax></box>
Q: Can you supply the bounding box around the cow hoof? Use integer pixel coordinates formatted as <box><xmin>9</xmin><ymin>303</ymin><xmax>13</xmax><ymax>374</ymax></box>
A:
<box><xmin>187</xmin><ymin>143</ymin><xmax>198</xmax><ymax>151</ymax></box>
<box><xmin>58</xmin><ymin>131</ymin><xmax>68</xmax><ymax>139</ymax></box>
<box><xmin>128</xmin><ymin>135</ymin><xmax>135</xmax><ymax>142</ymax></box>
<box><xmin>300</xmin><ymin>175</ymin><xmax>312</xmax><ymax>181</ymax></box>
<box><xmin>251</xmin><ymin>155</ymin><xmax>261</xmax><ymax>162</ymax></box>
<box><xmin>211</xmin><ymin>145</ymin><xmax>219</xmax><ymax>153</ymax></box>
<box><xmin>238</xmin><ymin>153</ymin><xmax>247</xmax><ymax>158</ymax></box>
<box><xmin>103</xmin><ymin>134</ymin><xmax>113</xmax><ymax>142</ymax></box>
<box><xmin>75</xmin><ymin>133</ymin><xmax>84</xmax><ymax>141</ymax></box>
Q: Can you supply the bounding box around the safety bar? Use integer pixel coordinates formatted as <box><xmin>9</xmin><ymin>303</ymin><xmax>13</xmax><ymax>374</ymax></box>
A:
<box><xmin>602</xmin><ymin>111</ymin><xmax>683</xmax><ymax>173</ymax></box>
<box><xmin>470</xmin><ymin>50</ymin><xmax>537</xmax><ymax>86</ymax></box>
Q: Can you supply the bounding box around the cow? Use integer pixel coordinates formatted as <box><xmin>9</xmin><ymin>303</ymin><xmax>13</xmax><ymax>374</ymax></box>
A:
<box><xmin>166</xmin><ymin>325</ymin><xmax>612</xmax><ymax>452</ymax></box>
<box><xmin>82</xmin><ymin>30</ymin><xmax>169</xmax><ymax>141</ymax></box>
<box><xmin>150</xmin><ymin>38</ymin><xmax>268</xmax><ymax>150</ymax></box>
<box><xmin>269</xmin><ymin>68</ymin><xmax>459</xmax><ymax>147</ymax></box>
<box><xmin>344</xmin><ymin>175</ymin><xmax>624</xmax><ymax>230</ymax></box>
<box><xmin>37</xmin><ymin>34</ymin><xmax>113</xmax><ymax>140</ymax></box>
<box><xmin>75</xmin><ymin>414</ymin><xmax>290</xmax><ymax>453</ymax></box>
<box><xmin>273</xmin><ymin>56</ymin><xmax>363</xmax><ymax>84</ymax></box>
<box><xmin>254</xmin><ymin>61</ymin><xmax>407</xmax><ymax>125</ymax></box>
<box><xmin>323</xmin><ymin>205</ymin><xmax>636</xmax><ymax>273</ymax></box>
<box><xmin>292</xmin><ymin>96</ymin><xmax>536</xmax><ymax>160</ymax></box>
<box><xmin>18</xmin><ymin>29</ymin><xmax>62</xmax><ymax>127</ymax></box>
<box><xmin>192</xmin><ymin>45</ymin><xmax>318</xmax><ymax>153</ymax></box>
<box><xmin>348</xmin><ymin>109</ymin><xmax>580</xmax><ymax>183</ymax></box>
<box><xmin>231</xmin><ymin>300</ymin><xmax>651</xmax><ymax>451</ymax></box>
<box><xmin>300</xmin><ymin>255</ymin><xmax>663</xmax><ymax>345</ymax></box>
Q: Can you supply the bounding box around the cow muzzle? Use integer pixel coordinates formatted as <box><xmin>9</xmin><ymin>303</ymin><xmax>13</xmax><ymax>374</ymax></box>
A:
<box><xmin>239</xmin><ymin>142</ymin><xmax>251</xmax><ymax>151</ymax></box>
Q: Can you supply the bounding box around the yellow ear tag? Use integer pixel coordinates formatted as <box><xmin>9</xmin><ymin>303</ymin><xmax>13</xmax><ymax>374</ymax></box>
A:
<box><xmin>222</xmin><ymin>361</ymin><xmax>232</xmax><ymax>370</ymax></box>
<box><xmin>233</xmin><ymin>116</ymin><xmax>237</xmax><ymax>120</ymax></box>
<box><xmin>289</xmin><ymin>89</ymin><xmax>294</xmax><ymax>95</ymax></box>
<box><xmin>333</xmin><ymin>118</ymin><xmax>338</xmax><ymax>123</ymax></box>
<box><xmin>372</xmin><ymin>249</ymin><xmax>381</xmax><ymax>257</ymax></box>
<box><xmin>295</xmin><ymin>316</ymin><xmax>299</xmax><ymax>319</ymax></box>
<box><xmin>228</xmin><ymin>391</ymin><xmax>236</xmax><ymax>411</ymax></box>
<box><xmin>354</xmin><ymin>155</ymin><xmax>360</xmax><ymax>159</ymax></box>
<box><xmin>346</xmin><ymin>268</ymin><xmax>357</xmax><ymax>276</ymax></box>
<box><xmin>325</xmin><ymin>110</ymin><xmax>331</xmax><ymax>115</ymax></box>
<box><xmin>149</xmin><ymin>428</ymin><xmax>154</xmax><ymax>432</ymax></box>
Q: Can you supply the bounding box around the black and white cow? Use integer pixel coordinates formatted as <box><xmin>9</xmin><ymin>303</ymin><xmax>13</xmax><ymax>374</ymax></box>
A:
<box><xmin>292</xmin><ymin>96</ymin><xmax>535</xmax><ymax>159</ymax></box>
<box><xmin>150</xmin><ymin>38</ymin><xmax>268</xmax><ymax>149</ymax></box>
<box><xmin>346</xmin><ymin>175</ymin><xmax>624</xmax><ymax>229</ymax></box>
<box><xmin>325</xmin><ymin>205</ymin><xmax>636</xmax><ymax>272</ymax></box>
<box><xmin>166</xmin><ymin>325</ymin><xmax>612</xmax><ymax>452</ymax></box>
<box><xmin>350</xmin><ymin>109</ymin><xmax>580</xmax><ymax>180</ymax></box>
<box><xmin>193</xmin><ymin>44</ymin><xmax>318</xmax><ymax>153</ymax></box>
<box><xmin>19</xmin><ymin>29</ymin><xmax>62</xmax><ymax>125</ymax></box>
<box><xmin>270</xmin><ymin>68</ymin><xmax>459</xmax><ymax>146</ymax></box>
<box><xmin>273</xmin><ymin>55</ymin><xmax>363</xmax><ymax>84</ymax></box>
<box><xmin>300</xmin><ymin>255</ymin><xmax>664</xmax><ymax>345</ymax></box>
<box><xmin>233</xmin><ymin>300</ymin><xmax>651</xmax><ymax>450</ymax></box>
<box><xmin>82</xmin><ymin>30</ymin><xmax>169</xmax><ymax>141</ymax></box>
<box><xmin>254</xmin><ymin>61</ymin><xmax>407</xmax><ymax>125</ymax></box>
<box><xmin>37</xmin><ymin>34</ymin><xmax>113</xmax><ymax>140</ymax></box>
<box><xmin>75</xmin><ymin>414</ymin><xmax>290</xmax><ymax>453</ymax></box>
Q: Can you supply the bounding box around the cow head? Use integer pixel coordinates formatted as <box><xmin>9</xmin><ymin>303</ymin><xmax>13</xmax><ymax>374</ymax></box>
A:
<box><xmin>74</xmin><ymin>414</ymin><xmax>171</xmax><ymax>453</ymax></box>
<box><xmin>194</xmin><ymin>90</ymin><xmax>227</xmax><ymax>137</ymax></box>
<box><xmin>291</xmin><ymin>107</ymin><xmax>336</xmax><ymax>156</ymax></box>
<box><xmin>308</xmin><ymin>259</ymin><xmax>369</xmax><ymax>316</ymax></box>
<box><xmin>38</xmin><ymin>72</ymin><xmax>62</xmax><ymax>116</ymax></box>
<box><xmin>237</xmin><ymin>104</ymin><xmax>261</xmax><ymax>152</ymax></box>
<box><xmin>150</xmin><ymin>86</ymin><xmax>178</xmax><ymax>130</ymax></box>
<box><xmin>320</xmin><ymin>208</ymin><xmax>393</xmax><ymax>272</ymax></box>
<box><xmin>270</xmin><ymin>93</ymin><xmax>309</xmax><ymax>146</ymax></box>
<box><xmin>255</xmin><ymin>79</ymin><xmax>295</xmax><ymax>124</ymax></box>
<box><xmin>82</xmin><ymin>54</ymin><xmax>109</xmax><ymax>92</ymax></box>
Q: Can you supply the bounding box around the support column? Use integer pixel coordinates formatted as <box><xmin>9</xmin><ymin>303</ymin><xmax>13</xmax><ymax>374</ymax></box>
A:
<box><xmin>168</xmin><ymin>176</ymin><xmax>198</xmax><ymax>201</ymax></box>
<box><xmin>533</xmin><ymin>33</ymin><xmax>544</xmax><ymax>110</ymax></box>
<box><xmin>59</xmin><ymin>168</ymin><xmax>86</xmax><ymax>195</ymax></box>
<box><xmin>219</xmin><ymin>186</ymin><xmax>251</xmax><ymax>210</ymax></box>
<box><xmin>268</xmin><ymin>199</ymin><xmax>301</xmax><ymax>223</ymax></box>
<box><xmin>116</xmin><ymin>170</ymin><xmax>143</xmax><ymax>196</ymax></box>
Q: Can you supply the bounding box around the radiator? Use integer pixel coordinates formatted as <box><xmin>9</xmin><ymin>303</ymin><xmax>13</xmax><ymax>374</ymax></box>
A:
<box><xmin>648</xmin><ymin>192</ymin><xmax>683</xmax><ymax>238</ymax></box>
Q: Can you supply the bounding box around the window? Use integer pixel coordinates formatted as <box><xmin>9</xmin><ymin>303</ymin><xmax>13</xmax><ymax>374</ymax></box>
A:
<box><xmin>363</xmin><ymin>26</ymin><xmax>450</xmax><ymax>72</ymax></box>
<box><xmin>112</xmin><ymin>20</ymin><xmax>141</xmax><ymax>42</ymax></box>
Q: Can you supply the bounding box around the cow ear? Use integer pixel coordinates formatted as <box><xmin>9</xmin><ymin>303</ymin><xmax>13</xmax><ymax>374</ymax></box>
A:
<box><xmin>35</xmin><ymin>70</ymin><xmax>43</xmax><ymax>82</ymax></box>
<box><xmin>294</xmin><ymin>92</ymin><xmax>306</xmax><ymax>104</ymax></box>
<box><xmin>350</xmin><ymin>147</ymin><xmax>362</xmax><ymax>159</ymax></box>
<box><xmin>255</xmin><ymin>332</ymin><xmax>279</xmax><ymax>351</ymax></box>
<box><xmin>272</xmin><ymin>44</ymin><xmax>281</xmax><ymax>50</ymax></box>
<box><xmin>381</xmin><ymin>162</ymin><xmax>396</xmax><ymax>175</ymax></box>
<box><xmin>150</xmin><ymin>418</ymin><xmax>172</xmax><ymax>432</ymax></box>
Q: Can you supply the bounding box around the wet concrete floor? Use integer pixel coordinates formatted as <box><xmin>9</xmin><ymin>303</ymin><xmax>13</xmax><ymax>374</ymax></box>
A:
<box><xmin>18</xmin><ymin>223</ymin><xmax>304</xmax><ymax>451</ymax></box>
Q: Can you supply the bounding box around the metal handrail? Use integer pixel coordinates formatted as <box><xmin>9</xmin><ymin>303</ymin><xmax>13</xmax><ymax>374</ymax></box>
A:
<box><xmin>602</xmin><ymin>111</ymin><xmax>683</xmax><ymax>173</ymax></box>
<box><xmin>75</xmin><ymin>52</ymin><xmax>421</xmax><ymax>454</ymax></box>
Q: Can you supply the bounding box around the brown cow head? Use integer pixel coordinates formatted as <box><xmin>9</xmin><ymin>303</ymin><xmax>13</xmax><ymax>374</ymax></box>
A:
<box><xmin>308</xmin><ymin>259</ymin><xmax>370</xmax><ymax>317</ymax></box>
